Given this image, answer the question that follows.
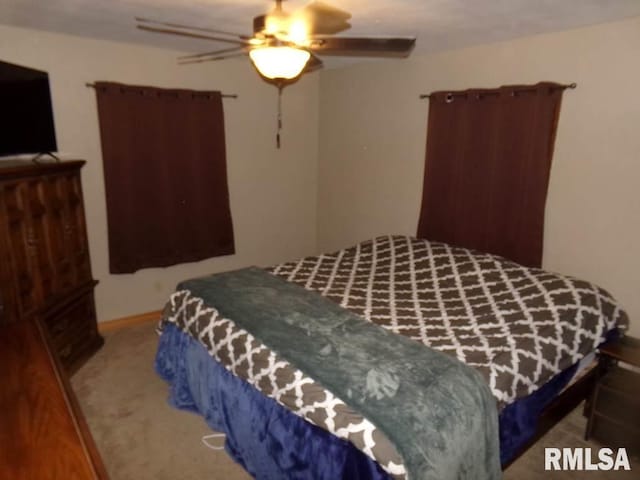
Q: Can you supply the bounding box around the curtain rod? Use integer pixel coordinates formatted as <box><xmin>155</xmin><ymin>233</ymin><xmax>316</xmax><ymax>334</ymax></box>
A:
<box><xmin>419</xmin><ymin>82</ymin><xmax>577</xmax><ymax>99</ymax></box>
<box><xmin>85</xmin><ymin>83</ymin><xmax>238</xmax><ymax>98</ymax></box>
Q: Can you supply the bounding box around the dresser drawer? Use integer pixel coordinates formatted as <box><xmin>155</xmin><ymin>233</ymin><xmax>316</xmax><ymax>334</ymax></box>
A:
<box><xmin>42</xmin><ymin>289</ymin><xmax>102</xmax><ymax>373</ymax></box>
<box><xmin>590</xmin><ymin>415</ymin><xmax>640</xmax><ymax>453</ymax></box>
<box><xmin>589</xmin><ymin>365</ymin><xmax>640</xmax><ymax>456</ymax></box>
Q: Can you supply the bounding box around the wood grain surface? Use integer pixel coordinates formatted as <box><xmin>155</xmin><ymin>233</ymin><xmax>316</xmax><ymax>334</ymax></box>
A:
<box><xmin>0</xmin><ymin>319</ymin><xmax>109</xmax><ymax>480</ymax></box>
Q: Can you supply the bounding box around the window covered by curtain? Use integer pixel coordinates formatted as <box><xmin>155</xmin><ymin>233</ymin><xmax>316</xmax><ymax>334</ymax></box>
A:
<box><xmin>94</xmin><ymin>82</ymin><xmax>235</xmax><ymax>274</ymax></box>
<box><xmin>417</xmin><ymin>82</ymin><xmax>566</xmax><ymax>268</ymax></box>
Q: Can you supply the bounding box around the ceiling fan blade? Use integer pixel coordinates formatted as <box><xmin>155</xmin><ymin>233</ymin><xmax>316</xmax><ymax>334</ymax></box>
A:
<box><xmin>178</xmin><ymin>46</ymin><xmax>247</xmax><ymax>61</ymax></box>
<box><xmin>308</xmin><ymin>36</ymin><xmax>416</xmax><ymax>57</ymax></box>
<box><xmin>137</xmin><ymin>25</ymin><xmax>250</xmax><ymax>46</ymax></box>
<box><xmin>303</xmin><ymin>52</ymin><xmax>324</xmax><ymax>73</ymax></box>
<box><xmin>136</xmin><ymin>17</ymin><xmax>251</xmax><ymax>40</ymax></box>
<box><xmin>296</xmin><ymin>1</ymin><xmax>352</xmax><ymax>35</ymax></box>
<box><xmin>178</xmin><ymin>52</ymin><xmax>249</xmax><ymax>65</ymax></box>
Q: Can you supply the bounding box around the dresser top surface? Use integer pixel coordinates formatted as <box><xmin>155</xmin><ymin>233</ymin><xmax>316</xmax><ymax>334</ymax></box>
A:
<box><xmin>0</xmin><ymin>319</ymin><xmax>109</xmax><ymax>479</ymax></box>
<box><xmin>0</xmin><ymin>159</ymin><xmax>85</xmax><ymax>177</ymax></box>
<box><xmin>600</xmin><ymin>335</ymin><xmax>640</xmax><ymax>368</ymax></box>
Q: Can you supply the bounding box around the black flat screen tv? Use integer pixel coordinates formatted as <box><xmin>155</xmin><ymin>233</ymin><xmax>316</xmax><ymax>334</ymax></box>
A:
<box><xmin>0</xmin><ymin>60</ymin><xmax>58</xmax><ymax>157</ymax></box>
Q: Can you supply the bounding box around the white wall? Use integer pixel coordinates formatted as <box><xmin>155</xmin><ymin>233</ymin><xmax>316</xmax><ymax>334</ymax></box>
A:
<box><xmin>317</xmin><ymin>17</ymin><xmax>640</xmax><ymax>336</ymax></box>
<box><xmin>0</xmin><ymin>24</ymin><xmax>319</xmax><ymax>322</ymax></box>
<box><xmin>2</xmin><ymin>17</ymin><xmax>637</xmax><ymax>336</ymax></box>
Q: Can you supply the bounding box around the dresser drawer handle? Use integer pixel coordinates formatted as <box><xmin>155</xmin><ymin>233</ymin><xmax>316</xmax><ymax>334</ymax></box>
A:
<box><xmin>52</xmin><ymin>322</ymin><xmax>66</xmax><ymax>334</ymax></box>
<box><xmin>26</xmin><ymin>229</ymin><xmax>37</xmax><ymax>247</ymax></box>
<box><xmin>58</xmin><ymin>345</ymin><xmax>73</xmax><ymax>359</ymax></box>
<box><xmin>50</xmin><ymin>315</ymin><xmax>70</xmax><ymax>334</ymax></box>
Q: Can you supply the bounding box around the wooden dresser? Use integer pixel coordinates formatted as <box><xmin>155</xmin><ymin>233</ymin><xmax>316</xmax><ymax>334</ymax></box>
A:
<box><xmin>586</xmin><ymin>336</ymin><xmax>640</xmax><ymax>455</ymax></box>
<box><xmin>0</xmin><ymin>318</ymin><xmax>109</xmax><ymax>479</ymax></box>
<box><xmin>0</xmin><ymin>160</ymin><xmax>103</xmax><ymax>373</ymax></box>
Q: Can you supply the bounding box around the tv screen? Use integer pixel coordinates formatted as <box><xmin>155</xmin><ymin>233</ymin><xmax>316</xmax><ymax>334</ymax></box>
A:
<box><xmin>0</xmin><ymin>60</ymin><xmax>58</xmax><ymax>157</ymax></box>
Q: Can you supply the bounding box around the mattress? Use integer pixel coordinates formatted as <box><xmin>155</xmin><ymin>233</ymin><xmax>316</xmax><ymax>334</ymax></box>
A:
<box><xmin>158</xmin><ymin>235</ymin><xmax>628</xmax><ymax>478</ymax></box>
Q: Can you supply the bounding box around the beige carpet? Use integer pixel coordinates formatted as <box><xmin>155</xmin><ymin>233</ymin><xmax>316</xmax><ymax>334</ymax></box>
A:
<box><xmin>72</xmin><ymin>323</ymin><xmax>636</xmax><ymax>479</ymax></box>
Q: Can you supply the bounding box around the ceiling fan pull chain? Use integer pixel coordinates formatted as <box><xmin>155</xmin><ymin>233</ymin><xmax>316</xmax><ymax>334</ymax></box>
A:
<box><xmin>276</xmin><ymin>84</ymin><xmax>283</xmax><ymax>149</ymax></box>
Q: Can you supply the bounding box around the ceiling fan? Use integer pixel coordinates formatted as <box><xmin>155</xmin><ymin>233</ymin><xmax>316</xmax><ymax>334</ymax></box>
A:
<box><xmin>136</xmin><ymin>0</ymin><xmax>416</xmax><ymax>83</ymax></box>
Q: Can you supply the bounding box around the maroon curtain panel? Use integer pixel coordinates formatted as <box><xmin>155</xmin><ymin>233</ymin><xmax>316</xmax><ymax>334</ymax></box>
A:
<box><xmin>417</xmin><ymin>82</ymin><xmax>565</xmax><ymax>268</ymax></box>
<box><xmin>95</xmin><ymin>82</ymin><xmax>234</xmax><ymax>273</ymax></box>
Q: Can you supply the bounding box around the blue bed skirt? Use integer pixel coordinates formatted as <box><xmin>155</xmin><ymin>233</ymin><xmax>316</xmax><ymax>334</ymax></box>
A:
<box><xmin>155</xmin><ymin>323</ymin><xmax>579</xmax><ymax>478</ymax></box>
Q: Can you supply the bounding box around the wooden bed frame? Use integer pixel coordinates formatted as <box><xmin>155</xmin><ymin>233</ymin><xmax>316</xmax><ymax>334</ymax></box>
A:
<box><xmin>504</xmin><ymin>359</ymin><xmax>599</xmax><ymax>468</ymax></box>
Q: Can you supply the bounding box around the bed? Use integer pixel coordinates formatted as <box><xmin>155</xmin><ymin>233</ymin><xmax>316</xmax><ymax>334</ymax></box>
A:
<box><xmin>155</xmin><ymin>235</ymin><xmax>628</xmax><ymax>479</ymax></box>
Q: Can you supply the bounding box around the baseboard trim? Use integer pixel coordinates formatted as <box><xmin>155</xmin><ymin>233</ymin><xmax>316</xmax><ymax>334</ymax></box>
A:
<box><xmin>98</xmin><ymin>310</ymin><xmax>162</xmax><ymax>334</ymax></box>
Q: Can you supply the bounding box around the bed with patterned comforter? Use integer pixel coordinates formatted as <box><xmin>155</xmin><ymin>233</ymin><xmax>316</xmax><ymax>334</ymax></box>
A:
<box><xmin>156</xmin><ymin>235</ymin><xmax>628</xmax><ymax>479</ymax></box>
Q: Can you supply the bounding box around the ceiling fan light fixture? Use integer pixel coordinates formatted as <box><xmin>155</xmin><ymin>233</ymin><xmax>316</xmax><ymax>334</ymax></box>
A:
<box><xmin>287</xmin><ymin>18</ymin><xmax>309</xmax><ymax>44</ymax></box>
<box><xmin>249</xmin><ymin>46</ymin><xmax>310</xmax><ymax>80</ymax></box>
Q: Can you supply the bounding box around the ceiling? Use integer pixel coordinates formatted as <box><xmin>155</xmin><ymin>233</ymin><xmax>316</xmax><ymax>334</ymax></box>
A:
<box><xmin>2</xmin><ymin>0</ymin><xmax>640</xmax><ymax>68</ymax></box>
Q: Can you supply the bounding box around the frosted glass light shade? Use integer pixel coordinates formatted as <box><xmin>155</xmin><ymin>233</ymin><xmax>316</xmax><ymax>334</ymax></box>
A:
<box><xmin>249</xmin><ymin>47</ymin><xmax>311</xmax><ymax>80</ymax></box>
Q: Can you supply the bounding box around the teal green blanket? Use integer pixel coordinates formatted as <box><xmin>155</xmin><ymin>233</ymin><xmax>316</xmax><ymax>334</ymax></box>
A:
<box><xmin>180</xmin><ymin>267</ymin><xmax>501</xmax><ymax>480</ymax></box>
